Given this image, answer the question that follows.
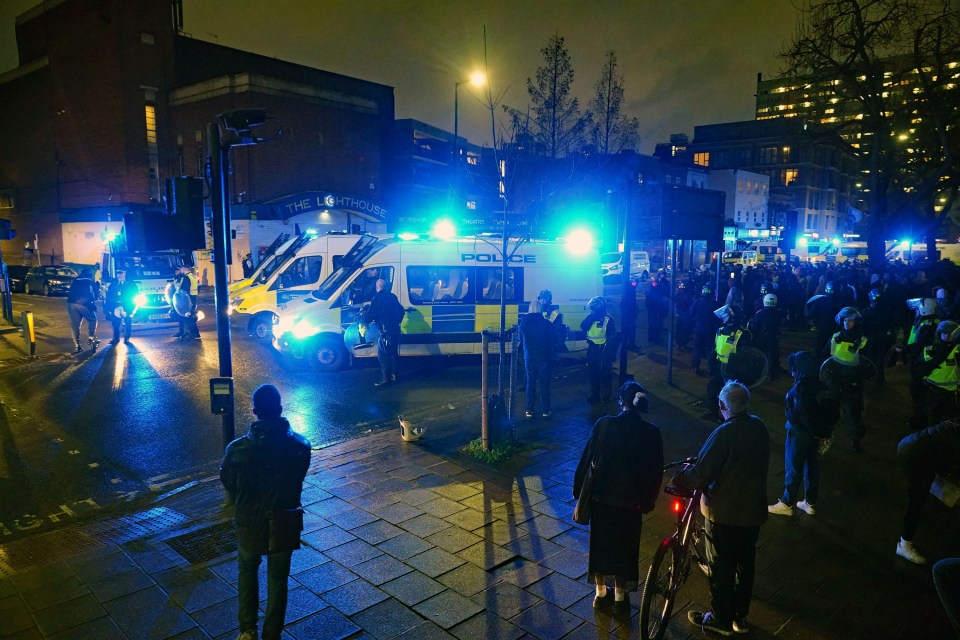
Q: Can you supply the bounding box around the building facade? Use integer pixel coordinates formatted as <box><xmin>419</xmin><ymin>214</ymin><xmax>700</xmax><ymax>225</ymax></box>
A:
<box><xmin>0</xmin><ymin>0</ymin><xmax>394</xmax><ymax>266</ymax></box>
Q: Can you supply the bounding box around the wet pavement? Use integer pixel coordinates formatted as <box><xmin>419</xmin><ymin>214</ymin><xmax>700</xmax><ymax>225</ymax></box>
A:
<box><xmin>1</xmin><ymin>322</ymin><xmax>958</xmax><ymax>639</ymax></box>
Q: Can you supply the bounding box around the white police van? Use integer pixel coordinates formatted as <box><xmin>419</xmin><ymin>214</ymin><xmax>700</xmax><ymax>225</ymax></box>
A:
<box><xmin>228</xmin><ymin>231</ymin><xmax>370</xmax><ymax>339</ymax></box>
<box><xmin>271</xmin><ymin>234</ymin><xmax>601</xmax><ymax>371</ymax></box>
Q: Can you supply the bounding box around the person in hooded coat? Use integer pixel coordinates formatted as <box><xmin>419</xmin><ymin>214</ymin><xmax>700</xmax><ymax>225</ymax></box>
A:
<box><xmin>221</xmin><ymin>385</ymin><xmax>311</xmax><ymax>640</ymax></box>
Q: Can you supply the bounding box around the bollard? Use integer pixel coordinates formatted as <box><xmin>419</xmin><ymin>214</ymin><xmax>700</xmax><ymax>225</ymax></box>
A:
<box><xmin>21</xmin><ymin>311</ymin><xmax>35</xmax><ymax>357</ymax></box>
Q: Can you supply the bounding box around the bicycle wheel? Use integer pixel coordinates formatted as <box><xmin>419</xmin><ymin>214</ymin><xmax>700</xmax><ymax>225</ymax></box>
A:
<box><xmin>639</xmin><ymin>538</ymin><xmax>681</xmax><ymax>640</ymax></box>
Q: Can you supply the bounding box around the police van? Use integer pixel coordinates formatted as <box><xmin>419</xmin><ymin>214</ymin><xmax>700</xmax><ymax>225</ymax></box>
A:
<box><xmin>271</xmin><ymin>234</ymin><xmax>601</xmax><ymax>371</ymax></box>
<box><xmin>228</xmin><ymin>231</ymin><xmax>369</xmax><ymax>338</ymax></box>
<box><xmin>228</xmin><ymin>232</ymin><xmax>292</xmax><ymax>295</ymax></box>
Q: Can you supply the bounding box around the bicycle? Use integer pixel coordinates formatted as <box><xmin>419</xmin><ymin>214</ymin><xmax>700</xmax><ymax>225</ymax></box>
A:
<box><xmin>639</xmin><ymin>456</ymin><xmax>709</xmax><ymax>640</ymax></box>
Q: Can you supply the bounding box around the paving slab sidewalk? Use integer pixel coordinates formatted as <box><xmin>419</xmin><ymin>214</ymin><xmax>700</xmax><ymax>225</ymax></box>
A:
<box><xmin>1</xmin><ymin>344</ymin><xmax>957</xmax><ymax>639</ymax></box>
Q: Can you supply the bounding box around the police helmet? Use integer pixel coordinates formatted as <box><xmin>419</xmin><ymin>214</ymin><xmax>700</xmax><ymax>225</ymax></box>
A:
<box><xmin>701</xmin><ymin>285</ymin><xmax>713</xmax><ymax>296</ymax></box>
<box><xmin>763</xmin><ymin>293</ymin><xmax>778</xmax><ymax>308</ymax></box>
<box><xmin>588</xmin><ymin>296</ymin><xmax>606</xmax><ymax>312</ymax></box>
<box><xmin>937</xmin><ymin>320</ymin><xmax>960</xmax><ymax>342</ymax></box>
<box><xmin>935</xmin><ymin>287</ymin><xmax>948</xmax><ymax>301</ymax></box>
<box><xmin>835</xmin><ymin>306</ymin><xmax>861</xmax><ymax>325</ymax></box>
<box><xmin>677</xmin><ymin>280</ymin><xmax>686</xmax><ymax>290</ymax></box>
<box><xmin>868</xmin><ymin>288</ymin><xmax>882</xmax><ymax>303</ymax></box>
<box><xmin>824</xmin><ymin>281</ymin><xmax>836</xmax><ymax>295</ymax></box>
<box><xmin>907</xmin><ymin>297</ymin><xmax>937</xmax><ymax>318</ymax></box>
<box><xmin>714</xmin><ymin>304</ymin><xmax>739</xmax><ymax>325</ymax></box>
<box><xmin>538</xmin><ymin>289</ymin><xmax>553</xmax><ymax>304</ymax></box>
<box><xmin>760</xmin><ymin>282</ymin><xmax>772</xmax><ymax>295</ymax></box>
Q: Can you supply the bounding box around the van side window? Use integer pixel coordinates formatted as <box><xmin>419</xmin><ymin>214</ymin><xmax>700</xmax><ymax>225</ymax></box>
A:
<box><xmin>407</xmin><ymin>266</ymin><xmax>473</xmax><ymax>304</ymax></box>
<box><xmin>342</xmin><ymin>266</ymin><xmax>394</xmax><ymax>307</ymax></box>
<box><xmin>279</xmin><ymin>256</ymin><xmax>323</xmax><ymax>288</ymax></box>
<box><xmin>478</xmin><ymin>267</ymin><xmax>523</xmax><ymax>303</ymax></box>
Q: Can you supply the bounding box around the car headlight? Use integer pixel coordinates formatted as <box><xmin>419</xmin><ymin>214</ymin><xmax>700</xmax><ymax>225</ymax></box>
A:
<box><xmin>275</xmin><ymin>314</ymin><xmax>297</xmax><ymax>334</ymax></box>
<box><xmin>134</xmin><ymin>293</ymin><xmax>147</xmax><ymax>306</ymax></box>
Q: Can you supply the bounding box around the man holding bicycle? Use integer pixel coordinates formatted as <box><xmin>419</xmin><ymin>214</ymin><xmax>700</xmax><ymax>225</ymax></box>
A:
<box><xmin>673</xmin><ymin>381</ymin><xmax>770</xmax><ymax>636</ymax></box>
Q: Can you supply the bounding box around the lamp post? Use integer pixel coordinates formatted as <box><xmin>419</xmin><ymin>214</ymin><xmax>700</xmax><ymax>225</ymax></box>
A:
<box><xmin>453</xmin><ymin>71</ymin><xmax>486</xmax><ymax>191</ymax></box>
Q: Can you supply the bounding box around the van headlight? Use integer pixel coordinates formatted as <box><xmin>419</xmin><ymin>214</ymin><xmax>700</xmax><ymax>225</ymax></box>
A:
<box><xmin>291</xmin><ymin>319</ymin><xmax>319</xmax><ymax>340</ymax></box>
<box><xmin>275</xmin><ymin>314</ymin><xmax>297</xmax><ymax>335</ymax></box>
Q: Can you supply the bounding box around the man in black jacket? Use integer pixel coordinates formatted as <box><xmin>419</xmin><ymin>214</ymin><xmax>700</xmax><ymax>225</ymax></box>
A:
<box><xmin>520</xmin><ymin>300</ymin><xmax>555</xmax><ymax>418</ymax></box>
<box><xmin>105</xmin><ymin>270</ymin><xmax>139</xmax><ymax>345</ymax></box>
<box><xmin>364</xmin><ymin>278</ymin><xmax>405</xmax><ymax>387</ymax></box>
<box><xmin>66</xmin><ymin>268</ymin><xmax>99</xmax><ymax>352</ymax></box>
<box><xmin>221</xmin><ymin>385</ymin><xmax>311</xmax><ymax>640</ymax></box>
<box><xmin>674</xmin><ymin>381</ymin><xmax>770</xmax><ymax>636</ymax></box>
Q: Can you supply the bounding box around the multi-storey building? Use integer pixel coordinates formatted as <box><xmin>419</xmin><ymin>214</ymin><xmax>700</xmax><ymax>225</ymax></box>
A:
<box><xmin>0</xmin><ymin>0</ymin><xmax>395</xmax><ymax>265</ymax></box>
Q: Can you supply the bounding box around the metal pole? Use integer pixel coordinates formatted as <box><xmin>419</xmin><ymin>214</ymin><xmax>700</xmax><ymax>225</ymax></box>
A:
<box><xmin>453</xmin><ymin>81</ymin><xmax>460</xmax><ymax>187</ymax></box>
<box><xmin>481</xmin><ymin>330</ymin><xmax>489</xmax><ymax>451</ymax></box>
<box><xmin>619</xmin><ymin>173</ymin><xmax>634</xmax><ymax>385</ymax></box>
<box><xmin>498</xmin><ymin>232</ymin><xmax>507</xmax><ymax>398</ymax></box>
<box><xmin>208</xmin><ymin>123</ymin><xmax>235</xmax><ymax>448</ymax></box>
<box><xmin>666</xmin><ymin>239</ymin><xmax>678</xmax><ymax>385</ymax></box>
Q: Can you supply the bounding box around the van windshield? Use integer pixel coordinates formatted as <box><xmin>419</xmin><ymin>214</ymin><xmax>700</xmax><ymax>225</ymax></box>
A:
<box><xmin>312</xmin><ymin>236</ymin><xmax>384</xmax><ymax>301</ymax></box>
<box><xmin>600</xmin><ymin>252</ymin><xmax>621</xmax><ymax>264</ymax></box>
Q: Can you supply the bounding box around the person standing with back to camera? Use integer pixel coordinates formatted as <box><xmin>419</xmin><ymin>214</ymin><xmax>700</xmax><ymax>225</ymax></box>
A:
<box><xmin>221</xmin><ymin>384</ymin><xmax>311</xmax><ymax>640</ymax></box>
<box><xmin>364</xmin><ymin>278</ymin><xmax>406</xmax><ymax>387</ymax></box>
<box><xmin>573</xmin><ymin>381</ymin><xmax>663</xmax><ymax>618</ymax></box>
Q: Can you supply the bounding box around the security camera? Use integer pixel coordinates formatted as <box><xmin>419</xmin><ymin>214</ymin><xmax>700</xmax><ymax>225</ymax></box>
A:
<box><xmin>218</xmin><ymin>109</ymin><xmax>269</xmax><ymax>135</ymax></box>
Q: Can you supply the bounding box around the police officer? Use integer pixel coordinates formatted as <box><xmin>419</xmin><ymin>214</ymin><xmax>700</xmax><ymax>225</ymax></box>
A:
<box><xmin>862</xmin><ymin>288</ymin><xmax>896</xmax><ymax>387</ymax></box>
<box><xmin>806</xmin><ymin>281</ymin><xmax>842</xmax><ymax>356</ymax></box>
<box><xmin>106</xmin><ymin>270</ymin><xmax>139</xmax><ymax>345</ymax></box>
<box><xmin>581</xmin><ymin>296</ymin><xmax>617</xmax><ymax>404</ymax></box>
<box><xmin>173</xmin><ymin>267</ymin><xmax>200</xmax><ymax>340</ymax></box>
<box><xmin>702</xmin><ymin>304</ymin><xmax>745</xmax><ymax>421</ymax></box>
<box><xmin>918</xmin><ymin>321</ymin><xmax>960</xmax><ymax>427</ymax></box>
<box><xmin>691</xmin><ymin>285</ymin><xmax>719</xmax><ymax>375</ymax></box>
<box><xmin>538</xmin><ymin>289</ymin><xmax>567</xmax><ymax>352</ymax></box>
<box><xmin>242</xmin><ymin>253</ymin><xmax>255</xmax><ymax>279</ymax></box>
<box><xmin>905</xmin><ymin>297</ymin><xmax>939</xmax><ymax>429</ymax></box>
<box><xmin>364</xmin><ymin>278</ymin><xmax>405</xmax><ymax>387</ymax></box>
<box><xmin>749</xmin><ymin>293</ymin><xmax>784</xmax><ymax>378</ymax></box>
<box><xmin>829</xmin><ymin>307</ymin><xmax>868</xmax><ymax>451</ymax></box>
<box><xmin>66</xmin><ymin>268</ymin><xmax>99</xmax><ymax>353</ymax></box>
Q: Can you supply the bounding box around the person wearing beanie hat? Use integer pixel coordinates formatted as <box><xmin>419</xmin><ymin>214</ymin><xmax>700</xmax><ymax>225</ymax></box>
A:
<box><xmin>221</xmin><ymin>384</ymin><xmax>310</xmax><ymax>640</ymax></box>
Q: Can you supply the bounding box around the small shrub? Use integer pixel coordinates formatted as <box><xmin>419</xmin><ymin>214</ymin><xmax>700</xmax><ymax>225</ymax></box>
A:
<box><xmin>462</xmin><ymin>437</ymin><xmax>523</xmax><ymax>464</ymax></box>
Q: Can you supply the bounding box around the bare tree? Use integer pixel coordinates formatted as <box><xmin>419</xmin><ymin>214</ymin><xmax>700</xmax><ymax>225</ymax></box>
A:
<box><xmin>590</xmin><ymin>50</ymin><xmax>641</xmax><ymax>154</ymax></box>
<box><xmin>504</xmin><ymin>33</ymin><xmax>591</xmax><ymax>159</ymax></box>
<box><xmin>780</xmin><ymin>0</ymin><xmax>960</xmax><ymax>263</ymax></box>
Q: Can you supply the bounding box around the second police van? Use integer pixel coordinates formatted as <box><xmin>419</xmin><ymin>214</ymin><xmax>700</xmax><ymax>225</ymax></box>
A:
<box><xmin>229</xmin><ymin>231</ymin><xmax>370</xmax><ymax>338</ymax></box>
<box><xmin>271</xmin><ymin>233</ymin><xmax>601</xmax><ymax>371</ymax></box>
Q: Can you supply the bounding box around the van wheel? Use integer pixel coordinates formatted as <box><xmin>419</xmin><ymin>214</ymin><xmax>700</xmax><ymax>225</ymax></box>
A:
<box><xmin>24</xmin><ymin>283</ymin><xmax>32</xmax><ymax>295</ymax></box>
<box><xmin>249</xmin><ymin>312</ymin><xmax>275</xmax><ymax>340</ymax></box>
<box><xmin>310</xmin><ymin>338</ymin><xmax>349</xmax><ymax>372</ymax></box>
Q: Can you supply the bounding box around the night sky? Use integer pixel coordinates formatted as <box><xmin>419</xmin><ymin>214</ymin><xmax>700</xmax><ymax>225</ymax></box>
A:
<box><xmin>1</xmin><ymin>0</ymin><xmax>802</xmax><ymax>153</ymax></box>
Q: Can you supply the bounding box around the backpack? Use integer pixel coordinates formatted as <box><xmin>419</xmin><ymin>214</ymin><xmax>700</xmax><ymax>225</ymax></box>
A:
<box><xmin>811</xmin><ymin>387</ymin><xmax>841</xmax><ymax>437</ymax></box>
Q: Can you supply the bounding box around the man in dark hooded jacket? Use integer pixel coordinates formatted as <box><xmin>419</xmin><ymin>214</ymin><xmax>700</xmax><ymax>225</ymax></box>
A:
<box><xmin>221</xmin><ymin>385</ymin><xmax>311</xmax><ymax>640</ymax></box>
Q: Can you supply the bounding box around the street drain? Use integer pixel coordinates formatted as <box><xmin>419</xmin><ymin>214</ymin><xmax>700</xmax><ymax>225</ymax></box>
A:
<box><xmin>0</xmin><ymin>528</ymin><xmax>105</xmax><ymax>577</ymax></box>
<box><xmin>166</xmin><ymin>520</ymin><xmax>236</xmax><ymax>564</ymax></box>
<box><xmin>83</xmin><ymin>507</ymin><xmax>190</xmax><ymax>544</ymax></box>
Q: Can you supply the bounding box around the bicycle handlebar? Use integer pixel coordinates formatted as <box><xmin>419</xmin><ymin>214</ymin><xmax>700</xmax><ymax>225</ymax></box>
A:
<box><xmin>663</xmin><ymin>456</ymin><xmax>698</xmax><ymax>471</ymax></box>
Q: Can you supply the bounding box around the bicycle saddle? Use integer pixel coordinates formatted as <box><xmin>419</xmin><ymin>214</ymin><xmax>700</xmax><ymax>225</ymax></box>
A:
<box><xmin>665</xmin><ymin>484</ymin><xmax>696</xmax><ymax>498</ymax></box>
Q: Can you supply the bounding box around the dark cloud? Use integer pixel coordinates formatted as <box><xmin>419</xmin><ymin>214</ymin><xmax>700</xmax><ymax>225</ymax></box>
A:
<box><xmin>1</xmin><ymin>0</ymin><xmax>801</xmax><ymax>152</ymax></box>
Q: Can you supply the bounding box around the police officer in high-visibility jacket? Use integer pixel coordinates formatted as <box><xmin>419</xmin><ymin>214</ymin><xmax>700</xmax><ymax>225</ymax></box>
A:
<box><xmin>702</xmin><ymin>304</ymin><xmax>744</xmax><ymax>422</ymax></box>
<box><xmin>829</xmin><ymin>307</ymin><xmax>868</xmax><ymax>451</ymax></box>
<box><xmin>918</xmin><ymin>320</ymin><xmax>960</xmax><ymax>427</ymax></box>
<box><xmin>581</xmin><ymin>296</ymin><xmax>617</xmax><ymax>404</ymax></box>
<box><xmin>906</xmin><ymin>297</ymin><xmax>939</xmax><ymax>429</ymax></box>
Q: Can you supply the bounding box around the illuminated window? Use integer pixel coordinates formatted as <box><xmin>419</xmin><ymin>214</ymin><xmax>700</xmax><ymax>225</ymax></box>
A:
<box><xmin>144</xmin><ymin>102</ymin><xmax>160</xmax><ymax>200</ymax></box>
<box><xmin>783</xmin><ymin>169</ymin><xmax>798</xmax><ymax>186</ymax></box>
<box><xmin>693</xmin><ymin>152</ymin><xmax>709</xmax><ymax>167</ymax></box>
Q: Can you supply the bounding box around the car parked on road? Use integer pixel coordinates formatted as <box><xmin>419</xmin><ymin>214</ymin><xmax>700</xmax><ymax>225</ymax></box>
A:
<box><xmin>5</xmin><ymin>264</ymin><xmax>30</xmax><ymax>293</ymax></box>
<box><xmin>24</xmin><ymin>265</ymin><xmax>78</xmax><ymax>296</ymax></box>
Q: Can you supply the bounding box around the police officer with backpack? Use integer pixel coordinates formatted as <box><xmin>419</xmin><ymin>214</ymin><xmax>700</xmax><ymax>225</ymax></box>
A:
<box><xmin>66</xmin><ymin>268</ymin><xmax>99</xmax><ymax>353</ymax></box>
<box><xmin>917</xmin><ymin>320</ymin><xmax>960</xmax><ymax>427</ymax></box>
<box><xmin>538</xmin><ymin>289</ymin><xmax>568</xmax><ymax>352</ymax></box>
<box><xmin>364</xmin><ymin>278</ymin><xmax>406</xmax><ymax>387</ymax></box>
<box><xmin>827</xmin><ymin>307</ymin><xmax>868</xmax><ymax>451</ymax></box>
<box><xmin>581</xmin><ymin>296</ymin><xmax>617</xmax><ymax>404</ymax></box>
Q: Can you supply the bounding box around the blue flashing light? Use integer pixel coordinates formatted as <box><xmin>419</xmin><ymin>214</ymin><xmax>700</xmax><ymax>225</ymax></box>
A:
<box><xmin>103</xmin><ymin>231</ymin><xmax>118</xmax><ymax>242</ymax></box>
<box><xmin>798</xmin><ymin>237</ymin><xmax>808</xmax><ymax>247</ymax></box>
<box><xmin>900</xmin><ymin>240</ymin><xmax>911</xmax><ymax>249</ymax></box>
<box><xmin>134</xmin><ymin>293</ymin><xmax>147</xmax><ymax>307</ymax></box>
<box><xmin>398</xmin><ymin>232</ymin><xmax>419</xmax><ymax>241</ymax></box>
<box><xmin>291</xmin><ymin>319</ymin><xmax>318</xmax><ymax>340</ymax></box>
<box><xmin>564</xmin><ymin>228</ymin><xmax>594</xmax><ymax>256</ymax></box>
<box><xmin>431</xmin><ymin>219</ymin><xmax>456</xmax><ymax>240</ymax></box>
<box><xmin>832</xmin><ymin>237</ymin><xmax>841</xmax><ymax>246</ymax></box>
<box><xmin>305</xmin><ymin>228</ymin><xmax>319</xmax><ymax>236</ymax></box>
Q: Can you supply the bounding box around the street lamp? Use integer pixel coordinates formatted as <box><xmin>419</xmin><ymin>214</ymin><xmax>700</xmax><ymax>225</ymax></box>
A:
<box><xmin>453</xmin><ymin>71</ymin><xmax>486</xmax><ymax>171</ymax></box>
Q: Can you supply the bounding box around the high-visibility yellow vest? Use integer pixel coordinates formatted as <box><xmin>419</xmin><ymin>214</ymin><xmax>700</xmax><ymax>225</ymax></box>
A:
<box><xmin>187</xmin><ymin>271</ymin><xmax>199</xmax><ymax>295</ymax></box>
<box><xmin>587</xmin><ymin>316</ymin><xmax>609</xmax><ymax>345</ymax></box>
<box><xmin>908</xmin><ymin>318</ymin><xmax>936</xmax><ymax>345</ymax></box>
<box><xmin>924</xmin><ymin>345</ymin><xmax>959</xmax><ymax>390</ymax></box>
<box><xmin>715</xmin><ymin>329</ymin><xmax>741</xmax><ymax>364</ymax></box>
<box><xmin>544</xmin><ymin>309</ymin><xmax>561</xmax><ymax>324</ymax></box>
<box><xmin>831</xmin><ymin>332</ymin><xmax>867</xmax><ymax>365</ymax></box>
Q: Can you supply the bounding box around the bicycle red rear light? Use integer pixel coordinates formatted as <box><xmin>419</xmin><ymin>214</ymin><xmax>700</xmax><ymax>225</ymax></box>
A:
<box><xmin>672</xmin><ymin>499</ymin><xmax>683</xmax><ymax>513</ymax></box>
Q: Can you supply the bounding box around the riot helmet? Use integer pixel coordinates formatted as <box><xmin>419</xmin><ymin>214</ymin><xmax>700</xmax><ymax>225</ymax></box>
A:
<box><xmin>835</xmin><ymin>306</ymin><xmax>861</xmax><ymax>326</ymax></box>
<box><xmin>763</xmin><ymin>294</ymin><xmax>778</xmax><ymax>308</ymax></box>
<box><xmin>824</xmin><ymin>281</ymin><xmax>836</xmax><ymax>295</ymax></box>
<box><xmin>907</xmin><ymin>297</ymin><xmax>937</xmax><ymax>318</ymax></box>
<box><xmin>937</xmin><ymin>320</ymin><xmax>960</xmax><ymax>342</ymax></box>
<box><xmin>868</xmin><ymin>288</ymin><xmax>882</xmax><ymax>303</ymax></box>
<box><xmin>588</xmin><ymin>296</ymin><xmax>606</xmax><ymax>312</ymax></box>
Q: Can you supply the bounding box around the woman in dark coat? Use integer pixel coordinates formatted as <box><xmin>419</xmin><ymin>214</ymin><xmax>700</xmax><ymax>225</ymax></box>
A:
<box><xmin>573</xmin><ymin>380</ymin><xmax>664</xmax><ymax>617</ymax></box>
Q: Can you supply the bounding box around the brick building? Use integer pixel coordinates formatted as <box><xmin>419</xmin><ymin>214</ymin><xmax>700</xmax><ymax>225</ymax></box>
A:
<box><xmin>0</xmin><ymin>0</ymin><xmax>394</xmax><ymax>266</ymax></box>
